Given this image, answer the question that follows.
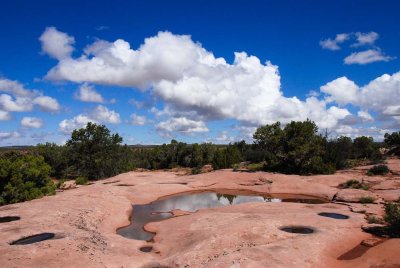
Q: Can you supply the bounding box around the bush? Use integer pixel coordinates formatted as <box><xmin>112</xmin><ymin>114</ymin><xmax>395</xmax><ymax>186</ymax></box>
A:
<box><xmin>384</xmin><ymin>202</ymin><xmax>400</xmax><ymax>230</ymax></box>
<box><xmin>56</xmin><ymin>179</ymin><xmax>66</xmax><ymax>189</ymax></box>
<box><xmin>367</xmin><ymin>165</ymin><xmax>390</xmax><ymax>176</ymax></box>
<box><xmin>75</xmin><ymin>176</ymin><xmax>88</xmax><ymax>185</ymax></box>
<box><xmin>359</xmin><ymin>196</ymin><xmax>375</xmax><ymax>204</ymax></box>
<box><xmin>340</xmin><ymin>179</ymin><xmax>369</xmax><ymax>190</ymax></box>
<box><xmin>246</xmin><ymin>163</ymin><xmax>265</xmax><ymax>172</ymax></box>
<box><xmin>366</xmin><ymin>215</ymin><xmax>384</xmax><ymax>224</ymax></box>
<box><xmin>0</xmin><ymin>153</ymin><xmax>55</xmax><ymax>205</ymax></box>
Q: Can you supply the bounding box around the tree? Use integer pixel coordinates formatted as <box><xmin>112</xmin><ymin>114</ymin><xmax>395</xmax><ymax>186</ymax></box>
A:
<box><xmin>66</xmin><ymin>122</ymin><xmax>126</xmax><ymax>180</ymax></box>
<box><xmin>34</xmin><ymin>143</ymin><xmax>69</xmax><ymax>178</ymax></box>
<box><xmin>353</xmin><ymin>136</ymin><xmax>379</xmax><ymax>159</ymax></box>
<box><xmin>325</xmin><ymin>136</ymin><xmax>353</xmax><ymax>169</ymax></box>
<box><xmin>0</xmin><ymin>153</ymin><xmax>55</xmax><ymax>205</ymax></box>
<box><xmin>384</xmin><ymin>131</ymin><xmax>400</xmax><ymax>156</ymax></box>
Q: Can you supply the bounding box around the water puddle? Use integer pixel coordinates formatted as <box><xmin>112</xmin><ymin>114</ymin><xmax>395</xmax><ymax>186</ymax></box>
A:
<box><xmin>0</xmin><ymin>216</ymin><xmax>20</xmax><ymax>223</ymax></box>
<box><xmin>117</xmin><ymin>191</ymin><xmax>326</xmax><ymax>241</ymax></box>
<box><xmin>280</xmin><ymin>226</ymin><xmax>314</xmax><ymax>234</ymax></box>
<box><xmin>318</xmin><ymin>212</ymin><xmax>349</xmax><ymax>219</ymax></box>
<box><xmin>10</xmin><ymin>233</ymin><xmax>56</xmax><ymax>245</ymax></box>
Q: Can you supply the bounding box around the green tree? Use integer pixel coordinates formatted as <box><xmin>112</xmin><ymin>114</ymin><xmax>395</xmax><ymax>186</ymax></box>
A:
<box><xmin>66</xmin><ymin>122</ymin><xmax>126</xmax><ymax>180</ymax></box>
<box><xmin>353</xmin><ymin>136</ymin><xmax>377</xmax><ymax>159</ymax></box>
<box><xmin>0</xmin><ymin>153</ymin><xmax>55</xmax><ymax>205</ymax></box>
<box><xmin>384</xmin><ymin>131</ymin><xmax>400</xmax><ymax>156</ymax></box>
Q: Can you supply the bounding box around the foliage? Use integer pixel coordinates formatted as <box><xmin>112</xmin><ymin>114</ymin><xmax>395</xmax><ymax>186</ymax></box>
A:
<box><xmin>359</xmin><ymin>196</ymin><xmax>375</xmax><ymax>204</ymax></box>
<box><xmin>384</xmin><ymin>202</ymin><xmax>400</xmax><ymax>230</ymax></box>
<box><xmin>340</xmin><ymin>179</ymin><xmax>369</xmax><ymax>190</ymax></box>
<box><xmin>353</xmin><ymin>136</ymin><xmax>381</xmax><ymax>160</ymax></box>
<box><xmin>367</xmin><ymin>165</ymin><xmax>390</xmax><ymax>176</ymax></box>
<box><xmin>246</xmin><ymin>163</ymin><xmax>265</xmax><ymax>172</ymax></box>
<box><xmin>56</xmin><ymin>179</ymin><xmax>66</xmax><ymax>189</ymax></box>
<box><xmin>0</xmin><ymin>153</ymin><xmax>55</xmax><ymax>205</ymax></box>
<box><xmin>253</xmin><ymin>120</ymin><xmax>333</xmax><ymax>174</ymax></box>
<box><xmin>384</xmin><ymin>131</ymin><xmax>400</xmax><ymax>156</ymax></box>
<box><xmin>34</xmin><ymin>143</ymin><xmax>70</xmax><ymax>178</ymax></box>
<box><xmin>325</xmin><ymin>136</ymin><xmax>353</xmax><ymax>169</ymax></box>
<box><xmin>66</xmin><ymin>122</ymin><xmax>133</xmax><ymax>180</ymax></box>
<box><xmin>75</xmin><ymin>176</ymin><xmax>88</xmax><ymax>185</ymax></box>
<box><xmin>366</xmin><ymin>215</ymin><xmax>384</xmax><ymax>224</ymax></box>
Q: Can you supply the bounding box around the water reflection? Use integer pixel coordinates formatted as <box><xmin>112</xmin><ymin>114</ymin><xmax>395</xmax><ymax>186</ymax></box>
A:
<box><xmin>117</xmin><ymin>191</ymin><xmax>325</xmax><ymax>241</ymax></box>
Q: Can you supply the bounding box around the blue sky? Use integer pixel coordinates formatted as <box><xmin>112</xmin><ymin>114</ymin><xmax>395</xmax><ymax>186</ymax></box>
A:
<box><xmin>0</xmin><ymin>0</ymin><xmax>399</xmax><ymax>145</ymax></box>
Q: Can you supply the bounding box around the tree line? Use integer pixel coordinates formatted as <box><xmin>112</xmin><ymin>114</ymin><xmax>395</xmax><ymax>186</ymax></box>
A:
<box><xmin>1</xmin><ymin>120</ymin><xmax>399</xmax><ymax>205</ymax></box>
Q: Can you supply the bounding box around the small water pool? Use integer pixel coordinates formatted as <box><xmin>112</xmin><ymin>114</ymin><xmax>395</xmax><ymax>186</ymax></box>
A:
<box><xmin>117</xmin><ymin>191</ymin><xmax>326</xmax><ymax>241</ymax></box>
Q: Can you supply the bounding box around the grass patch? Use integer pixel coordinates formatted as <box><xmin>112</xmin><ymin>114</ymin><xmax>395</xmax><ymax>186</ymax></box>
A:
<box><xmin>366</xmin><ymin>215</ymin><xmax>384</xmax><ymax>224</ymax></box>
<box><xmin>246</xmin><ymin>162</ymin><xmax>265</xmax><ymax>172</ymax></box>
<box><xmin>367</xmin><ymin>164</ymin><xmax>390</xmax><ymax>176</ymax></box>
<box><xmin>359</xmin><ymin>196</ymin><xmax>375</xmax><ymax>204</ymax></box>
<box><xmin>340</xmin><ymin>179</ymin><xmax>369</xmax><ymax>190</ymax></box>
<box><xmin>75</xmin><ymin>176</ymin><xmax>88</xmax><ymax>185</ymax></box>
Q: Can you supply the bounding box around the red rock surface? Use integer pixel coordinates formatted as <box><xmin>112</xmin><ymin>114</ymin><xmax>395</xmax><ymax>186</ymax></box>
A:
<box><xmin>0</xmin><ymin>159</ymin><xmax>399</xmax><ymax>267</ymax></box>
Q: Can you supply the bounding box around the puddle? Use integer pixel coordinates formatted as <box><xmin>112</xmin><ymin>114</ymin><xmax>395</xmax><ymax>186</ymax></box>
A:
<box><xmin>140</xmin><ymin>246</ymin><xmax>153</xmax><ymax>252</ymax></box>
<box><xmin>280</xmin><ymin>226</ymin><xmax>314</xmax><ymax>234</ymax></box>
<box><xmin>117</xmin><ymin>191</ymin><xmax>326</xmax><ymax>241</ymax></box>
<box><xmin>0</xmin><ymin>216</ymin><xmax>20</xmax><ymax>223</ymax></box>
<box><xmin>10</xmin><ymin>233</ymin><xmax>56</xmax><ymax>245</ymax></box>
<box><xmin>318</xmin><ymin>212</ymin><xmax>349</xmax><ymax>219</ymax></box>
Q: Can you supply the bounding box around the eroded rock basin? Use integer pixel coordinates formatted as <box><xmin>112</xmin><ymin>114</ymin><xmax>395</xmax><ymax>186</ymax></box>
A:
<box><xmin>117</xmin><ymin>190</ymin><xmax>327</xmax><ymax>241</ymax></box>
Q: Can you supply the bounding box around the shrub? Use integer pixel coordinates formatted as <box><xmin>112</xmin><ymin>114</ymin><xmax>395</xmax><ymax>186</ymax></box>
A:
<box><xmin>75</xmin><ymin>176</ymin><xmax>88</xmax><ymax>185</ymax></box>
<box><xmin>56</xmin><ymin>179</ymin><xmax>66</xmax><ymax>189</ymax></box>
<box><xmin>340</xmin><ymin>179</ymin><xmax>369</xmax><ymax>190</ymax></box>
<box><xmin>384</xmin><ymin>202</ymin><xmax>400</xmax><ymax>230</ymax></box>
<box><xmin>246</xmin><ymin>163</ymin><xmax>265</xmax><ymax>172</ymax></box>
<box><xmin>366</xmin><ymin>215</ymin><xmax>384</xmax><ymax>224</ymax></box>
<box><xmin>367</xmin><ymin>164</ymin><xmax>390</xmax><ymax>176</ymax></box>
<box><xmin>359</xmin><ymin>196</ymin><xmax>375</xmax><ymax>204</ymax></box>
<box><xmin>0</xmin><ymin>153</ymin><xmax>55</xmax><ymax>205</ymax></box>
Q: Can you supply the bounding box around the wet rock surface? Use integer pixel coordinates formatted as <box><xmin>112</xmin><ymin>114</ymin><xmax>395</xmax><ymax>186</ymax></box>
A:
<box><xmin>0</xmin><ymin>159</ymin><xmax>400</xmax><ymax>267</ymax></box>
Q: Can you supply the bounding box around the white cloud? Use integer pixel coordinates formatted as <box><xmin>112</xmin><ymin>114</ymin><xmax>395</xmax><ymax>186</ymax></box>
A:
<box><xmin>0</xmin><ymin>78</ymin><xmax>60</xmax><ymax>113</ymax></box>
<box><xmin>59</xmin><ymin>114</ymin><xmax>93</xmax><ymax>134</ymax></box>
<box><xmin>320</xmin><ymin>33</ymin><xmax>350</xmax><ymax>51</ymax></box>
<box><xmin>91</xmin><ymin>105</ymin><xmax>120</xmax><ymax>123</ymax></box>
<box><xmin>352</xmin><ymin>31</ymin><xmax>379</xmax><ymax>47</ymax></box>
<box><xmin>33</xmin><ymin>96</ymin><xmax>60</xmax><ymax>111</ymax></box>
<box><xmin>39</xmin><ymin>26</ymin><xmax>75</xmax><ymax>60</ymax></box>
<box><xmin>0</xmin><ymin>110</ymin><xmax>11</xmax><ymax>121</ymax></box>
<box><xmin>74</xmin><ymin>83</ymin><xmax>104</xmax><ymax>103</ymax></box>
<box><xmin>43</xmin><ymin>30</ymin><xmax>354</xmax><ymax>134</ymax></box>
<box><xmin>156</xmin><ymin>117</ymin><xmax>209</xmax><ymax>136</ymax></box>
<box><xmin>21</xmin><ymin>117</ymin><xmax>43</xmax><ymax>128</ymax></box>
<box><xmin>0</xmin><ymin>131</ymin><xmax>20</xmax><ymax>140</ymax></box>
<box><xmin>322</xmin><ymin>71</ymin><xmax>400</xmax><ymax>125</ymax></box>
<box><xmin>58</xmin><ymin>105</ymin><xmax>120</xmax><ymax>134</ymax></box>
<box><xmin>344</xmin><ymin>49</ymin><xmax>393</xmax><ymax>65</ymax></box>
<box><xmin>129</xmin><ymin>113</ymin><xmax>146</xmax><ymax>125</ymax></box>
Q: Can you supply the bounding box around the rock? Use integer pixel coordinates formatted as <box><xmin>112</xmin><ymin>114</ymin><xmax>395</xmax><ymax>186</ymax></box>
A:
<box><xmin>59</xmin><ymin>180</ymin><xmax>77</xmax><ymax>190</ymax></box>
<box><xmin>361</xmin><ymin>237</ymin><xmax>383</xmax><ymax>247</ymax></box>
<box><xmin>374</xmin><ymin>189</ymin><xmax>400</xmax><ymax>201</ymax></box>
<box><xmin>335</xmin><ymin>189</ymin><xmax>378</xmax><ymax>203</ymax></box>
<box><xmin>201</xmin><ymin>164</ymin><xmax>213</xmax><ymax>173</ymax></box>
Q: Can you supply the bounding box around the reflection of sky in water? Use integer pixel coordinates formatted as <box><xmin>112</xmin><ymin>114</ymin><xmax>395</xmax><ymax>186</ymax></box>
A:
<box><xmin>117</xmin><ymin>192</ymin><xmax>322</xmax><ymax>241</ymax></box>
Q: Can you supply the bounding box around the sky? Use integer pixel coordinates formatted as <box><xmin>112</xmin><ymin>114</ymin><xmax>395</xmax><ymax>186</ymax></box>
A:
<box><xmin>0</xmin><ymin>0</ymin><xmax>399</xmax><ymax>146</ymax></box>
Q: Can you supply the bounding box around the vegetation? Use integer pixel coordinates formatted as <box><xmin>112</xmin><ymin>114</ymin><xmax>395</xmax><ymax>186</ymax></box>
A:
<box><xmin>75</xmin><ymin>176</ymin><xmax>88</xmax><ymax>185</ymax></box>
<box><xmin>384</xmin><ymin>131</ymin><xmax>400</xmax><ymax>156</ymax></box>
<box><xmin>366</xmin><ymin>215</ymin><xmax>384</xmax><ymax>224</ymax></box>
<box><xmin>340</xmin><ymin>179</ymin><xmax>369</xmax><ymax>190</ymax></box>
<box><xmin>359</xmin><ymin>196</ymin><xmax>375</xmax><ymax>204</ymax></box>
<box><xmin>0</xmin><ymin>153</ymin><xmax>55</xmax><ymax>205</ymax></box>
<box><xmin>384</xmin><ymin>202</ymin><xmax>400</xmax><ymax>231</ymax></box>
<box><xmin>1</xmin><ymin>121</ymin><xmax>398</xmax><ymax>206</ymax></box>
<box><xmin>367</xmin><ymin>165</ymin><xmax>390</xmax><ymax>176</ymax></box>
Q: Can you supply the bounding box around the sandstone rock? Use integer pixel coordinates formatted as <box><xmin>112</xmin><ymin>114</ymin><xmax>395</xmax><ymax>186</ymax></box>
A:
<box><xmin>361</xmin><ymin>237</ymin><xmax>383</xmax><ymax>247</ymax></box>
<box><xmin>59</xmin><ymin>180</ymin><xmax>77</xmax><ymax>190</ymax></box>
<box><xmin>374</xmin><ymin>189</ymin><xmax>400</xmax><ymax>201</ymax></box>
<box><xmin>335</xmin><ymin>189</ymin><xmax>378</xmax><ymax>203</ymax></box>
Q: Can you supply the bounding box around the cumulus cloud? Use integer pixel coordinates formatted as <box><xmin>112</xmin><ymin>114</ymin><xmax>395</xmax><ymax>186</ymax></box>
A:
<box><xmin>352</xmin><ymin>31</ymin><xmax>379</xmax><ymax>47</ymax></box>
<box><xmin>129</xmin><ymin>113</ymin><xmax>146</xmax><ymax>125</ymax></box>
<box><xmin>0</xmin><ymin>131</ymin><xmax>20</xmax><ymax>140</ymax></box>
<box><xmin>320</xmin><ymin>33</ymin><xmax>350</xmax><ymax>51</ymax></box>
<box><xmin>321</xmin><ymin>71</ymin><xmax>400</xmax><ymax>129</ymax></box>
<box><xmin>21</xmin><ymin>117</ymin><xmax>43</xmax><ymax>128</ymax></box>
<box><xmin>0</xmin><ymin>110</ymin><xmax>11</xmax><ymax>121</ymax></box>
<box><xmin>59</xmin><ymin>105</ymin><xmax>120</xmax><ymax>134</ymax></box>
<box><xmin>344</xmin><ymin>49</ymin><xmax>393</xmax><ymax>65</ymax></box>
<box><xmin>43</xmin><ymin>30</ymin><xmax>353</xmax><ymax>136</ymax></box>
<box><xmin>39</xmin><ymin>26</ymin><xmax>75</xmax><ymax>60</ymax></box>
<box><xmin>156</xmin><ymin>117</ymin><xmax>209</xmax><ymax>137</ymax></box>
<box><xmin>74</xmin><ymin>83</ymin><xmax>104</xmax><ymax>103</ymax></box>
<box><xmin>0</xmin><ymin>78</ymin><xmax>60</xmax><ymax>113</ymax></box>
